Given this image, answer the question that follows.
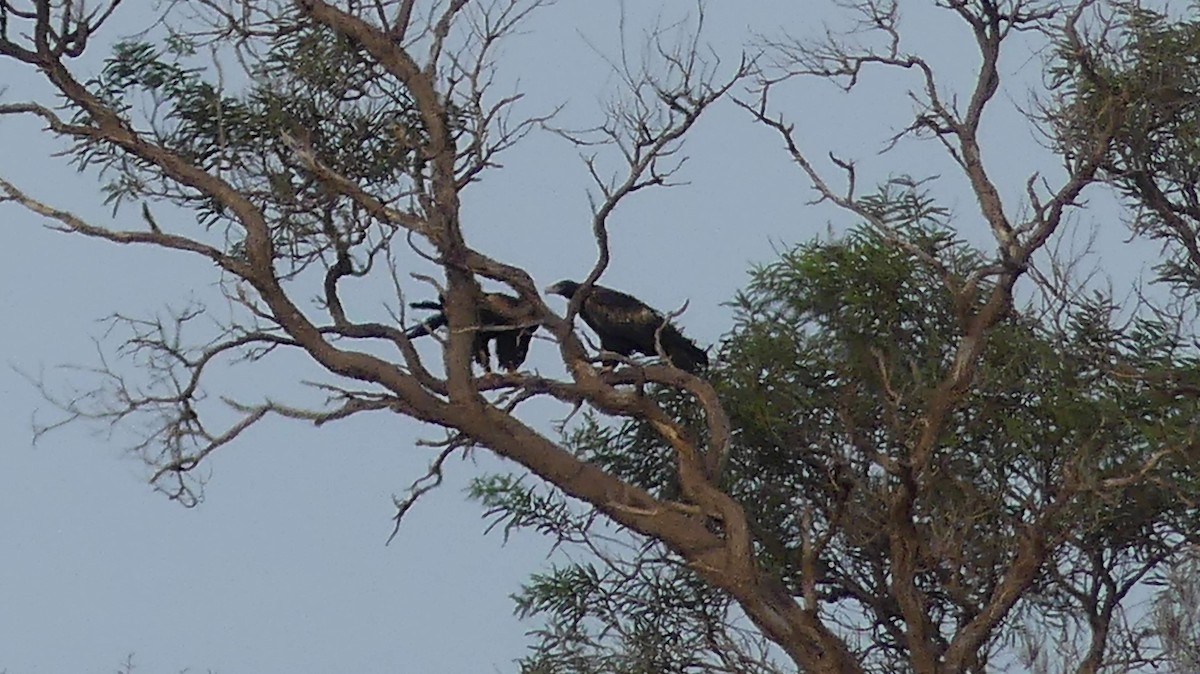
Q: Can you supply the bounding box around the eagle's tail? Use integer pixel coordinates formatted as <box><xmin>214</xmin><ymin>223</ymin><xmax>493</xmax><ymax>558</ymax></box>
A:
<box><xmin>659</xmin><ymin>325</ymin><xmax>709</xmax><ymax>374</ymax></box>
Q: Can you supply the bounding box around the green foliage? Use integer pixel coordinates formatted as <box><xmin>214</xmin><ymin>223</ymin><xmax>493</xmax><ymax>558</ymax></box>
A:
<box><xmin>70</xmin><ymin>23</ymin><xmax>429</xmax><ymax>270</ymax></box>
<box><xmin>1054</xmin><ymin>2</ymin><xmax>1200</xmax><ymax>288</ymax></box>
<box><xmin>512</xmin><ymin>561</ymin><xmax>771</xmax><ymax>674</ymax></box>
<box><xmin>478</xmin><ymin>186</ymin><xmax>1200</xmax><ymax>673</ymax></box>
<box><xmin>471</xmin><ymin>474</ymin><xmax>600</xmax><ymax>544</ymax></box>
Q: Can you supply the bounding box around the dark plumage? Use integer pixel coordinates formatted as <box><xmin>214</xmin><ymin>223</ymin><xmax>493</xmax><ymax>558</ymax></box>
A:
<box><xmin>406</xmin><ymin>292</ymin><xmax>537</xmax><ymax>372</ymax></box>
<box><xmin>545</xmin><ymin>280</ymin><xmax>708</xmax><ymax>374</ymax></box>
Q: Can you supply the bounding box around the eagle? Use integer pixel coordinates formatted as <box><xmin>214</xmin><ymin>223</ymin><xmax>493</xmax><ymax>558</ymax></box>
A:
<box><xmin>405</xmin><ymin>292</ymin><xmax>537</xmax><ymax>372</ymax></box>
<box><xmin>545</xmin><ymin>280</ymin><xmax>708</xmax><ymax>374</ymax></box>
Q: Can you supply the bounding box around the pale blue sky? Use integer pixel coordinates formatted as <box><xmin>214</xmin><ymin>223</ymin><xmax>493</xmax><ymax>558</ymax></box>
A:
<box><xmin>0</xmin><ymin>2</ymin><xmax>1147</xmax><ymax>672</ymax></box>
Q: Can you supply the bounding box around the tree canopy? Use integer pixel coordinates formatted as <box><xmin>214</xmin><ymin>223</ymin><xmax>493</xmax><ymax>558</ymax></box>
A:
<box><xmin>4</xmin><ymin>1</ymin><xmax>1200</xmax><ymax>673</ymax></box>
<box><xmin>488</xmin><ymin>205</ymin><xmax>1200</xmax><ymax>673</ymax></box>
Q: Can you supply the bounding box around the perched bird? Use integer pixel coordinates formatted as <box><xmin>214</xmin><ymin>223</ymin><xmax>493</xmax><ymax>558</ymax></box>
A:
<box><xmin>545</xmin><ymin>280</ymin><xmax>708</xmax><ymax>373</ymax></box>
<box><xmin>406</xmin><ymin>292</ymin><xmax>537</xmax><ymax>372</ymax></box>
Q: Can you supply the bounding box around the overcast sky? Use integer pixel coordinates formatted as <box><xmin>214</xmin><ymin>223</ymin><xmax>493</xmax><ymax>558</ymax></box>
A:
<box><xmin>0</xmin><ymin>2</ymin><xmax>1152</xmax><ymax>672</ymax></box>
